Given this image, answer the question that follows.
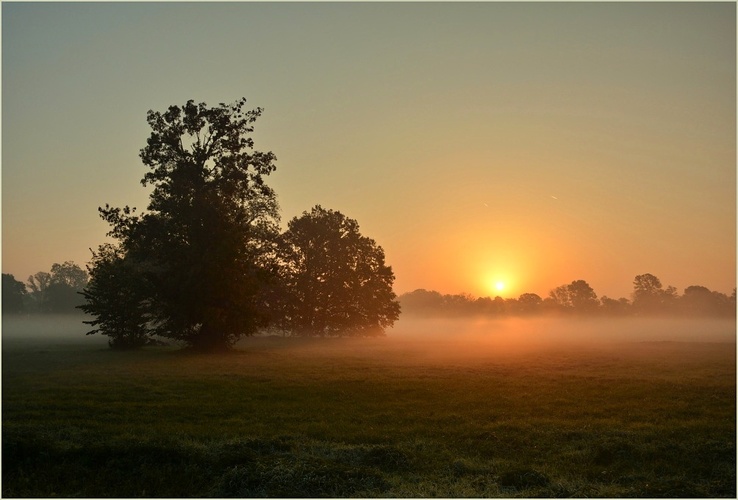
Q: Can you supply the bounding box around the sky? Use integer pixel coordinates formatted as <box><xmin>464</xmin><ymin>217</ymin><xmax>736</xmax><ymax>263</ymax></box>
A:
<box><xmin>2</xmin><ymin>2</ymin><xmax>736</xmax><ymax>300</ymax></box>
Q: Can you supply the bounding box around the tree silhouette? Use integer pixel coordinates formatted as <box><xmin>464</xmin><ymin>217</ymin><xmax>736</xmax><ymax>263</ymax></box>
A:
<box><xmin>274</xmin><ymin>206</ymin><xmax>400</xmax><ymax>336</ymax></box>
<box><xmin>2</xmin><ymin>274</ymin><xmax>27</xmax><ymax>314</ymax></box>
<box><xmin>548</xmin><ymin>284</ymin><xmax>572</xmax><ymax>310</ymax></box>
<box><xmin>517</xmin><ymin>293</ymin><xmax>543</xmax><ymax>314</ymax></box>
<box><xmin>27</xmin><ymin>271</ymin><xmax>51</xmax><ymax>311</ymax></box>
<box><xmin>46</xmin><ymin>261</ymin><xmax>88</xmax><ymax>313</ymax></box>
<box><xmin>632</xmin><ymin>273</ymin><xmax>662</xmax><ymax>303</ymax></box>
<box><xmin>396</xmin><ymin>276</ymin><xmax>734</xmax><ymax>319</ymax></box>
<box><xmin>444</xmin><ymin>293</ymin><xmax>478</xmax><ymax>315</ymax></box>
<box><xmin>83</xmin><ymin>98</ymin><xmax>279</xmax><ymax>351</ymax></box>
<box><xmin>26</xmin><ymin>262</ymin><xmax>87</xmax><ymax>313</ymax></box>
<box><xmin>600</xmin><ymin>296</ymin><xmax>631</xmax><ymax>315</ymax></box>
<box><xmin>399</xmin><ymin>289</ymin><xmax>445</xmax><ymax>314</ymax></box>
<box><xmin>474</xmin><ymin>296</ymin><xmax>497</xmax><ymax>315</ymax></box>
<box><xmin>681</xmin><ymin>285</ymin><xmax>733</xmax><ymax>316</ymax></box>
<box><xmin>79</xmin><ymin>245</ymin><xmax>153</xmax><ymax>349</ymax></box>
<box><xmin>50</xmin><ymin>261</ymin><xmax>88</xmax><ymax>290</ymax></box>
<box><xmin>567</xmin><ymin>280</ymin><xmax>598</xmax><ymax>312</ymax></box>
<box><xmin>632</xmin><ymin>273</ymin><xmax>678</xmax><ymax>314</ymax></box>
<box><xmin>547</xmin><ymin>280</ymin><xmax>597</xmax><ymax>313</ymax></box>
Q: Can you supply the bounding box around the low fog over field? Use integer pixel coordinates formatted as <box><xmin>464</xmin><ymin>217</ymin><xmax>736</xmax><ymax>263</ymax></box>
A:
<box><xmin>3</xmin><ymin>314</ymin><xmax>734</xmax><ymax>355</ymax></box>
<box><xmin>2</xmin><ymin>315</ymin><xmax>108</xmax><ymax>346</ymax></box>
<box><xmin>378</xmin><ymin>315</ymin><xmax>735</xmax><ymax>362</ymax></box>
<box><xmin>388</xmin><ymin>315</ymin><xmax>736</xmax><ymax>343</ymax></box>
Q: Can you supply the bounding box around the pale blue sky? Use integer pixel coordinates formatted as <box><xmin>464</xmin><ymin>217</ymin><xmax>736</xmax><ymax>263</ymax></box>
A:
<box><xmin>3</xmin><ymin>2</ymin><xmax>735</xmax><ymax>298</ymax></box>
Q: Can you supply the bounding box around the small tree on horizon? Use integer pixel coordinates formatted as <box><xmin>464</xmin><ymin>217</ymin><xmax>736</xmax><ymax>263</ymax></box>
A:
<box><xmin>632</xmin><ymin>273</ymin><xmax>678</xmax><ymax>314</ymax></box>
<box><xmin>567</xmin><ymin>280</ymin><xmax>599</xmax><ymax>312</ymax></box>
<box><xmin>26</xmin><ymin>262</ymin><xmax>88</xmax><ymax>313</ymax></box>
<box><xmin>547</xmin><ymin>280</ymin><xmax>598</xmax><ymax>313</ymax></box>
<box><xmin>517</xmin><ymin>293</ymin><xmax>543</xmax><ymax>314</ymax></box>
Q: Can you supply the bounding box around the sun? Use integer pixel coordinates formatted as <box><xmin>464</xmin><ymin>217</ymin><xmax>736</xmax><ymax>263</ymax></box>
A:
<box><xmin>485</xmin><ymin>277</ymin><xmax>508</xmax><ymax>296</ymax></box>
<box><xmin>478</xmin><ymin>263</ymin><xmax>518</xmax><ymax>297</ymax></box>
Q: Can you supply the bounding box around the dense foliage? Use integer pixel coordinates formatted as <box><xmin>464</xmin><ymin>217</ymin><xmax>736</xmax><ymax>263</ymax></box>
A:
<box><xmin>81</xmin><ymin>98</ymin><xmax>280</xmax><ymax>351</ymax></box>
<box><xmin>272</xmin><ymin>206</ymin><xmax>401</xmax><ymax>336</ymax></box>
<box><xmin>79</xmin><ymin>244</ymin><xmax>153</xmax><ymax>349</ymax></box>
<box><xmin>2</xmin><ymin>274</ymin><xmax>26</xmax><ymax>314</ymax></box>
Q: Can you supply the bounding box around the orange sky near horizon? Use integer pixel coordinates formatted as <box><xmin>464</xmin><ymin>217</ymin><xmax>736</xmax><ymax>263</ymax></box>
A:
<box><xmin>2</xmin><ymin>2</ymin><xmax>736</xmax><ymax>302</ymax></box>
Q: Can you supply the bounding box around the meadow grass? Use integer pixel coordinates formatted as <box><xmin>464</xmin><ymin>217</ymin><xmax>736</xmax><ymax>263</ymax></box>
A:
<box><xmin>2</xmin><ymin>317</ymin><xmax>735</xmax><ymax>497</ymax></box>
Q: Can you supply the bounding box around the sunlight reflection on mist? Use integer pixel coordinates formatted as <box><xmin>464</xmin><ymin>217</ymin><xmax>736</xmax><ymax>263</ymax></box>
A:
<box><xmin>378</xmin><ymin>316</ymin><xmax>737</xmax><ymax>363</ymax></box>
<box><xmin>387</xmin><ymin>315</ymin><xmax>736</xmax><ymax>344</ymax></box>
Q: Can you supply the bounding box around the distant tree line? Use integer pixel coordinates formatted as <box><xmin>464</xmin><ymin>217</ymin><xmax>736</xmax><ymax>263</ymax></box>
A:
<box><xmin>2</xmin><ymin>261</ymin><xmax>88</xmax><ymax>315</ymax></box>
<box><xmin>400</xmin><ymin>274</ymin><xmax>736</xmax><ymax>318</ymax></box>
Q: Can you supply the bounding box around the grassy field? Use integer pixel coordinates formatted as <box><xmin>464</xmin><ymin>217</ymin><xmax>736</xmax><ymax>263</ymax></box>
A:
<box><xmin>2</xmin><ymin>316</ymin><xmax>736</xmax><ymax>497</ymax></box>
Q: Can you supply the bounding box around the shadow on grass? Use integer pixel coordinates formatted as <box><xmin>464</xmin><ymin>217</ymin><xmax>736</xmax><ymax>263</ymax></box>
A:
<box><xmin>4</xmin><ymin>428</ymin><xmax>736</xmax><ymax>497</ymax></box>
<box><xmin>3</xmin><ymin>431</ymin><xmax>397</xmax><ymax>497</ymax></box>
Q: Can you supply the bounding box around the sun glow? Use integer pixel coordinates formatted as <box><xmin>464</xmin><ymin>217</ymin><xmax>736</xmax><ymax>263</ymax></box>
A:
<box><xmin>486</xmin><ymin>277</ymin><xmax>510</xmax><ymax>296</ymax></box>
<box><xmin>446</xmin><ymin>227</ymin><xmax>548</xmax><ymax>299</ymax></box>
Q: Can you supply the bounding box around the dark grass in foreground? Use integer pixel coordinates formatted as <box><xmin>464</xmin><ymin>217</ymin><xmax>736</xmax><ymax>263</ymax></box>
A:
<box><xmin>2</xmin><ymin>324</ymin><xmax>736</xmax><ymax>497</ymax></box>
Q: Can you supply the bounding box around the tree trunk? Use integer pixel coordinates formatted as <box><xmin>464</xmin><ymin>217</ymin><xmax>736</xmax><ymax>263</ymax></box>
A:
<box><xmin>192</xmin><ymin>323</ymin><xmax>231</xmax><ymax>352</ymax></box>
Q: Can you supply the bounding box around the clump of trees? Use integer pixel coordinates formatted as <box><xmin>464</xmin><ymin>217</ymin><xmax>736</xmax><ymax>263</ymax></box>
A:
<box><xmin>400</xmin><ymin>273</ymin><xmax>736</xmax><ymax>318</ymax></box>
<box><xmin>2</xmin><ymin>262</ymin><xmax>88</xmax><ymax>315</ymax></box>
<box><xmin>78</xmin><ymin>98</ymin><xmax>400</xmax><ymax>351</ymax></box>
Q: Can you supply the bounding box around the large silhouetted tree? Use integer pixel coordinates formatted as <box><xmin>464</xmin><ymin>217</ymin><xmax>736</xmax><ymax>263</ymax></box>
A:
<box><xmin>273</xmin><ymin>206</ymin><xmax>400</xmax><ymax>336</ymax></box>
<box><xmin>82</xmin><ymin>98</ymin><xmax>279</xmax><ymax>351</ymax></box>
